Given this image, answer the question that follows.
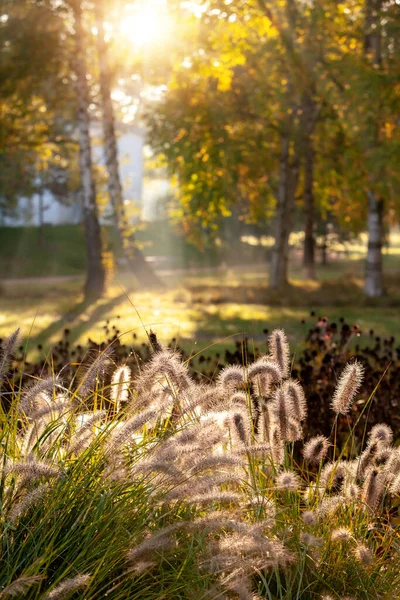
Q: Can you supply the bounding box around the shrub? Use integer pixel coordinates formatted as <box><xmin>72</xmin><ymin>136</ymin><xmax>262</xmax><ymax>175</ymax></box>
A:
<box><xmin>1</xmin><ymin>327</ymin><xmax>400</xmax><ymax>598</ymax></box>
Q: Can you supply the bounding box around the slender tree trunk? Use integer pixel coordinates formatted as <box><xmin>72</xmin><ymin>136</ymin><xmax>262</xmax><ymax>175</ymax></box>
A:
<box><xmin>365</xmin><ymin>191</ymin><xmax>384</xmax><ymax>297</ymax></box>
<box><xmin>320</xmin><ymin>218</ymin><xmax>328</xmax><ymax>266</ymax></box>
<box><xmin>73</xmin><ymin>1</ymin><xmax>105</xmax><ymax>302</ymax></box>
<box><xmin>95</xmin><ymin>1</ymin><xmax>162</xmax><ymax>288</ymax></box>
<box><xmin>270</xmin><ymin>133</ymin><xmax>299</xmax><ymax>288</ymax></box>
<box><xmin>302</xmin><ymin>137</ymin><xmax>315</xmax><ymax>279</ymax></box>
<box><xmin>301</xmin><ymin>92</ymin><xmax>319</xmax><ymax>280</ymax></box>
<box><xmin>364</xmin><ymin>0</ymin><xmax>384</xmax><ymax>297</ymax></box>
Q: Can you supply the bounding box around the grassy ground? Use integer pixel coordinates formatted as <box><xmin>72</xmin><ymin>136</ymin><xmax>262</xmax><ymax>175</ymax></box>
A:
<box><xmin>1</xmin><ymin>253</ymin><xmax>400</xmax><ymax>359</ymax></box>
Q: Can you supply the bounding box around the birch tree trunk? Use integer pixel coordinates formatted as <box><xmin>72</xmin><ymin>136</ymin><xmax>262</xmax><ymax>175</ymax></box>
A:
<box><xmin>95</xmin><ymin>1</ymin><xmax>162</xmax><ymax>288</ymax></box>
<box><xmin>73</xmin><ymin>1</ymin><xmax>105</xmax><ymax>302</ymax></box>
<box><xmin>302</xmin><ymin>137</ymin><xmax>315</xmax><ymax>279</ymax></box>
<box><xmin>301</xmin><ymin>92</ymin><xmax>319</xmax><ymax>280</ymax></box>
<box><xmin>365</xmin><ymin>191</ymin><xmax>384</xmax><ymax>297</ymax></box>
<box><xmin>364</xmin><ymin>0</ymin><xmax>384</xmax><ymax>297</ymax></box>
<box><xmin>270</xmin><ymin>132</ymin><xmax>300</xmax><ymax>289</ymax></box>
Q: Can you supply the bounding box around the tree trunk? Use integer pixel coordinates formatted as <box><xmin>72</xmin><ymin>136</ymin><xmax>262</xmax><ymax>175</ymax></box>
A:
<box><xmin>302</xmin><ymin>139</ymin><xmax>315</xmax><ymax>279</ymax></box>
<box><xmin>321</xmin><ymin>220</ymin><xmax>328</xmax><ymax>266</ymax></box>
<box><xmin>364</xmin><ymin>0</ymin><xmax>384</xmax><ymax>297</ymax></box>
<box><xmin>73</xmin><ymin>1</ymin><xmax>105</xmax><ymax>302</ymax></box>
<box><xmin>301</xmin><ymin>94</ymin><xmax>318</xmax><ymax>280</ymax></box>
<box><xmin>298</xmin><ymin>68</ymin><xmax>319</xmax><ymax>277</ymax></box>
<box><xmin>95</xmin><ymin>1</ymin><xmax>162</xmax><ymax>288</ymax></box>
<box><xmin>364</xmin><ymin>191</ymin><xmax>384</xmax><ymax>297</ymax></box>
<box><xmin>270</xmin><ymin>134</ymin><xmax>299</xmax><ymax>289</ymax></box>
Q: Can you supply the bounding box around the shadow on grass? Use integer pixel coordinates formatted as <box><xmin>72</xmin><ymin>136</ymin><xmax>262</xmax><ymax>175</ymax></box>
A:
<box><xmin>29</xmin><ymin>292</ymin><xmax>128</xmax><ymax>349</ymax></box>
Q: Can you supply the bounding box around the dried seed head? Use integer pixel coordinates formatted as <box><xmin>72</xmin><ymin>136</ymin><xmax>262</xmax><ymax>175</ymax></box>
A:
<box><xmin>281</xmin><ymin>380</ymin><xmax>307</xmax><ymax>421</ymax></box>
<box><xmin>78</xmin><ymin>347</ymin><xmax>114</xmax><ymax>398</ymax></box>
<box><xmin>331</xmin><ymin>527</ymin><xmax>352</xmax><ymax>542</ymax></box>
<box><xmin>43</xmin><ymin>574</ymin><xmax>91</xmax><ymax>600</ymax></box>
<box><xmin>368</xmin><ymin>424</ymin><xmax>393</xmax><ymax>447</ymax></box>
<box><xmin>247</xmin><ymin>358</ymin><xmax>283</xmax><ymax>393</ymax></box>
<box><xmin>303</xmin><ymin>435</ymin><xmax>330</xmax><ymax>464</ymax></box>
<box><xmin>268</xmin><ymin>329</ymin><xmax>290</xmax><ymax>378</ymax></box>
<box><xmin>320</xmin><ymin>461</ymin><xmax>347</xmax><ymax>494</ymax></box>
<box><xmin>389</xmin><ymin>473</ymin><xmax>400</xmax><ymax>496</ymax></box>
<box><xmin>384</xmin><ymin>447</ymin><xmax>400</xmax><ymax>481</ymax></box>
<box><xmin>230</xmin><ymin>391</ymin><xmax>248</xmax><ymax>407</ymax></box>
<box><xmin>357</xmin><ymin>445</ymin><xmax>376</xmax><ymax>479</ymax></box>
<box><xmin>110</xmin><ymin>365</ymin><xmax>131</xmax><ymax>409</ymax></box>
<box><xmin>353</xmin><ymin>543</ymin><xmax>373</xmax><ymax>565</ymax></box>
<box><xmin>362</xmin><ymin>468</ymin><xmax>385</xmax><ymax>512</ymax></box>
<box><xmin>302</xmin><ymin>510</ymin><xmax>317</xmax><ymax>526</ymax></box>
<box><xmin>188</xmin><ymin>490</ymin><xmax>243</xmax><ymax>506</ymax></box>
<box><xmin>331</xmin><ymin>361</ymin><xmax>364</xmax><ymax>415</ymax></box>
<box><xmin>127</xmin><ymin>523</ymin><xmax>184</xmax><ymax>562</ymax></box>
<box><xmin>0</xmin><ymin>328</ymin><xmax>20</xmax><ymax>382</ymax></box>
<box><xmin>0</xmin><ymin>574</ymin><xmax>44</xmax><ymax>598</ymax></box>
<box><xmin>106</xmin><ymin>407</ymin><xmax>158</xmax><ymax>452</ymax></box>
<box><xmin>275</xmin><ymin>470</ymin><xmax>302</xmax><ymax>492</ymax></box>
<box><xmin>270</xmin><ymin>424</ymin><xmax>285</xmax><ymax>466</ymax></box>
<box><xmin>19</xmin><ymin>378</ymin><xmax>58</xmax><ymax>418</ymax></box>
<box><xmin>300</xmin><ymin>532</ymin><xmax>323</xmax><ymax>547</ymax></box>
<box><xmin>148</xmin><ymin>330</ymin><xmax>162</xmax><ymax>352</ymax></box>
<box><xmin>373</xmin><ymin>448</ymin><xmax>392</xmax><ymax>468</ymax></box>
<box><xmin>228</xmin><ymin>409</ymin><xmax>251</xmax><ymax>447</ymax></box>
<box><xmin>134</xmin><ymin>349</ymin><xmax>191</xmax><ymax>395</ymax></box>
<box><xmin>316</xmin><ymin>496</ymin><xmax>344</xmax><ymax>519</ymax></box>
<box><xmin>218</xmin><ymin>365</ymin><xmax>245</xmax><ymax>390</ymax></box>
<box><xmin>270</xmin><ymin>387</ymin><xmax>292</xmax><ymax>440</ymax></box>
<box><xmin>7</xmin><ymin>459</ymin><xmax>59</xmax><ymax>480</ymax></box>
<box><xmin>8</xmin><ymin>484</ymin><xmax>49</xmax><ymax>523</ymax></box>
<box><xmin>344</xmin><ymin>482</ymin><xmax>361</xmax><ymax>501</ymax></box>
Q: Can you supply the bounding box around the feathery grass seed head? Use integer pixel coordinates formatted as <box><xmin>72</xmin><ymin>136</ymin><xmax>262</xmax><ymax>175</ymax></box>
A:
<box><xmin>331</xmin><ymin>527</ymin><xmax>352</xmax><ymax>542</ymax></box>
<box><xmin>111</xmin><ymin>365</ymin><xmax>131</xmax><ymax>409</ymax></box>
<box><xmin>368</xmin><ymin>423</ymin><xmax>393</xmax><ymax>447</ymax></box>
<box><xmin>303</xmin><ymin>435</ymin><xmax>330</xmax><ymax>464</ymax></box>
<box><xmin>282</xmin><ymin>379</ymin><xmax>307</xmax><ymax>421</ymax></box>
<box><xmin>43</xmin><ymin>574</ymin><xmax>91</xmax><ymax>600</ymax></box>
<box><xmin>362</xmin><ymin>468</ymin><xmax>385</xmax><ymax>512</ymax></box>
<box><xmin>0</xmin><ymin>328</ymin><xmax>20</xmax><ymax>382</ymax></box>
<box><xmin>275</xmin><ymin>470</ymin><xmax>302</xmax><ymax>492</ymax></box>
<box><xmin>268</xmin><ymin>329</ymin><xmax>290</xmax><ymax>378</ymax></box>
<box><xmin>331</xmin><ymin>360</ymin><xmax>364</xmax><ymax>415</ymax></box>
<box><xmin>353</xmin><ymin>543</ymin><xmax>373</xmax><ymax>565</ymax></box>
<box><xmin>302</xmin><ymin>510</ymin><xmax>317</xmax><ymax>526</ymax></box>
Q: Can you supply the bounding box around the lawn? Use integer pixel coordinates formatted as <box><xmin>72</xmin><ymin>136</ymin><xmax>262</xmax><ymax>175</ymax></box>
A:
<box><xmin>1</xmin><ymin>254</ymin><xmax>400</xmax><ymax>360</ymax></box>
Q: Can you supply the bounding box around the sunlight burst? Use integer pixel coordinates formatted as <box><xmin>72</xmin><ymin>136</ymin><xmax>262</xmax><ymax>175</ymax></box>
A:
<box><xmin>120</xmin><ymin>0</ymin><xmax>172</xmax><ymax>48</ymax></box>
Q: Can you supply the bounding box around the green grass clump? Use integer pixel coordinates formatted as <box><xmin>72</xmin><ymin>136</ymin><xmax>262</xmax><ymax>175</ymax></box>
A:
<box><xmin>1</xmin><ymin>328</ymin><xmax>400</xmax><ymax>599</ymax></box>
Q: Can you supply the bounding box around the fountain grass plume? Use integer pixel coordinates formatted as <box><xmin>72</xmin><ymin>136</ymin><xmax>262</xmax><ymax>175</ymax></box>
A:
<box><xmin>361</xmin><ymin>467</ymin><xmax>385</xmax><ymax>512</ymax></box>
<box><xmin>77</xmin><ymin>346</ymin><xmax>114</xmax><ymax>399</ymax></box>
<box><xmin>331</xmin><ymin>360</ymin><xmax>364</xmax><ymax>415</ymax></box>
<box><xmin>0</xmin><ymin>575</ymin><xmax>45</xmax><ymax>598</ymax></box>
<box><xmin>218</xmin><ymin>364</ymin><xmax>245</xmax><ymax>390</ymax></box>
<box><xmin>268</xmin><ymin>329</ymin><xmax>290</xmax><ymax>378</ymax></box>
<box><xmin>368</xmin><ymin>423</ymin><xmax>393</xmax><ymax>447</ymax></box>
<box><xmin>19</xmin><ymin>378</ymin><xmax>59</xmax><ymax>418</ymax></box>
<box><xmin>282</xmin><ymin>379</ymin><xmax>307</xmax><ymax>421</ymax></box>
<box><xmin>43</xmin><ymin>574</ymin><xmax>91</xmax><ymax>600</ymax></box>
<box><xmin>303</xmin><ymin>435</ymin><xmax>330</xmax><ymax>464</ymax></box>
<box><xmin>0</xmin><ymin>328</ymin><xmax>20</xmax><ymax>383</ymax></box>
<box><xmin>110</xmin><ymin>365</ymin><xmax>131</xmax><ymax>411</ymax></box>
